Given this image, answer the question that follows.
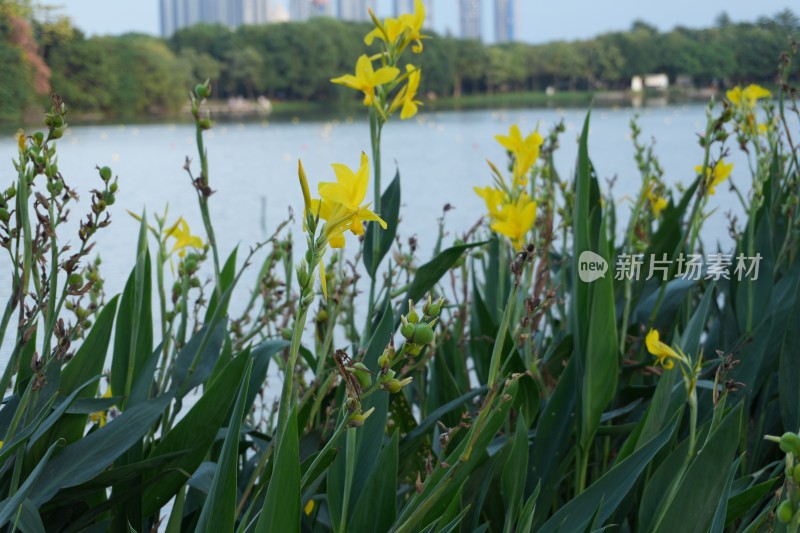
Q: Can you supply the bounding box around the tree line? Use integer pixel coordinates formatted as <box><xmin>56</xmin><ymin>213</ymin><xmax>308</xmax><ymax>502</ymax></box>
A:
<box><xmin>1</xmin><ymin>4</ymin><xmax>798</xmax><ymax>121</ymax></box>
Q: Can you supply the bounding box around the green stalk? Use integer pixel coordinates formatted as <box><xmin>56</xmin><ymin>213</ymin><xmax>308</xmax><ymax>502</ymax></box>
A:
<box><xmin>365</xmin><ymin>107</ymin><xmax>383</xmax><ymax>331</ymax></box>
<box><xmin>194</xmin><ymin>119</ymin><xmax>222</xmax><ymax>299</ymax></box>
<box><xmin>339</xmin><ymin>427</ymin><xmax>357</xmax><ymax>533</ymax></box>
<box><xmin>488</xmin><ymin>282</ymin><xmax>519</xmax><ymax>387</ymax></box>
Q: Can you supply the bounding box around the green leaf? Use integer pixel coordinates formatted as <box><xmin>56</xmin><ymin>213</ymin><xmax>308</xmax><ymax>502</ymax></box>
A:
<box><xmin>709</xmin><ymin>455</ymin><xmax>743</xmax><ymax>533</ymax></box>
<box><xmin>651</xmin><ymin>402</ymin><xmax>743</xmax><ymax>533</ymax></box>
<box><xmin>348</xmin><ymin>431</ymin><xmax>399</xmax><ymax>533</ymax></box>
<box><xmin>0</xmin><ymin>442</ymin><xmax>57</xmax><ymax>527</ymax></box>
<box><xmin>501</xmin><ymin>415</ymin><xmax>528</xmax><ymax>532</ymax></box>
<box><xmin>169</xmin><ymin>320</ymin><xmax>227</xmax><ymax>399</ymax></box>
<box><xmin>61</xmin><ymin>296</ymin><xmax>119</xmax><ymax>396</ymax></box>
<box><xmin>111</xmin><ymin>247</ymin><xmax>153</xmax><ymax>407</ymax></box>
<box><xmin>257</xmin><ymin>407</ymin><xmax>300</xmax><ymax>532</ymax></box>
<box><xmin>205</xmin><ymin>246</ymin><xmax>238</xmax><ymax>321</ymax></box>
<box><xmin>141</xmin><ymin>350</ymin><xmax>250</xmax><ymax>516</ymax></box>
<box><xmin>195</xmin><ymin>359</ymin><xmax>253</xmax><ymax>532</ymax></box>
<box><xmin>363</xmin><ymin>169</ymin><xmax>400</xmax><ymax>278</ymax></box>
<box><xmin>405</xmin><ymin>241</ymin><xmax>486</xmax><ymax>305</ymax></box>
<box><xmin>29</xmin><ymin>393</ymin><xmax>172</xmax><ymax>506</ymax></box>
<box><xmin>537</xmin><ymin>413</ymin><xmax>679</xmax><ymax>533</ymax></box>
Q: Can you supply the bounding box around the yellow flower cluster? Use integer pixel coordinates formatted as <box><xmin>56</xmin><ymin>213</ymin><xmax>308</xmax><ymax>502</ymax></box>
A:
<box><xmin>473</xmin><ymin>124</ymin><xmax>541</xmax><ymax>250</ymax></box>
<box><xmin>331</xmin><ymin>0</ymin><xmax>426</xmax><ymax>121</ymax></box>
<box><xmin>299</xmin><ymin>154</ymin><xmax>387</xmax><ymax>297</ymax></box>
<box><xmin>695</xmin><ymin>159</ymin><xmax>733</xmax><ymax>196</ymax></box>
<box><xmin>726</xmin><ymin>84</ymin><xmax>771</xmax><ymax>136</ymax></box>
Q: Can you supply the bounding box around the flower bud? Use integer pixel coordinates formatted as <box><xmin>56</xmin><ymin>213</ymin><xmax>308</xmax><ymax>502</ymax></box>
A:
<box><xmin>383</xmin><ymin>376</ymin><xmax>412</xmax><ymax>393</ymax></box>
<box><xmin>777</xmin><ymin>500</ymin><xmax>794</xmax><ymax>524</ymax></box>
<box><xmin>33</xmin><ymin>132</ymin><xmax>44</xmax><ymax>146</ymax></box>
<box><xmin>423</xmin><ymin>296</ymin><xmax>444</xmax><ymax>317</ymax></box>
<box><xmin>412</xmin><ymin>323</ymin><xmax>434</xmax><ymax>345</ymax></box>
<box><xmin>779</xmin><ymin>432</ymin><xmax>800</xmax><ymax>456</ymax></box>
<box><xmin>195</xmin><ymin>83</ymin><xmax>210</xmax><ymax>99</ymax></box>
<box><xmin>5</xmin><ymin>185</ymin><xmax>16</xmax><ymax>199</ymax></box>
<box><xmin>377</xmin><ymin>353</ymin><xmax>390</xmax><ymax>369</ymax></box>
<box><xmin>403</xmin><ymin>343</ymin><xmax>422</xmax><ymax>356</ymax></box>
<box><xmin>347</xmin><ymin>406</ymin><xmax>375</xmax><ymax>428</ymax></box>
<box><xmin>407</xmin><ymin>300</ymin><xmax>419</xmax><ymax>324</ymax></box>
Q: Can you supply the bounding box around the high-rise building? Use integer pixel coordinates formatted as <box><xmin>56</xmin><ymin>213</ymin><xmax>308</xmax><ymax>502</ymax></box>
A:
<box><xmin>290</xmin><ymin>0</ymin><xmax>333</xmax><ymax>21</ymax></box>
<box><xmin>243</xmin><ymin>0</ymin><xmax>270</xmax><ymax>24</ymax></box>
<box><xmin>459</xmin><ymin>0</ymin><xmax>481</xmax><ymax>40</ymax></box>
<box><xmin>161</xmin><ymin>0</ymin><xmax>265</xmax><ymax>35</ymax></box>
<box><xmin>494</xmin><ymin>0</ymin><xmax>515</xmax><ymax>42</ymax></box>
<box><xmin>339</xmin><ymin>0</ymin><xmax>374</xmax><ymax>22</ymax></box>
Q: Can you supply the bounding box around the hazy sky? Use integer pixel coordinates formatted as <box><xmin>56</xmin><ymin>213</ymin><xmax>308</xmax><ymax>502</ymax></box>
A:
<box><xmin>58</xmin><ymin>0</ymin><xmax>794</xmax><ymax>43</ymax></box>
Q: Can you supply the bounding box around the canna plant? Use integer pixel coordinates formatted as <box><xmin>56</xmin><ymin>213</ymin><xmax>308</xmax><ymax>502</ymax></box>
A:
<box><xmin>0</xmin><ymin>10</ymin><xmax>799</xmax><ymax>533</ymax></box>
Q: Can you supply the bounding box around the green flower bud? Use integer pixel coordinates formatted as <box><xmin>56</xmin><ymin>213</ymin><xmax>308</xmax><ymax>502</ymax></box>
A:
<box><xmin>377</xmin><ymin>353</ymin><xmax>390</xmax><ymax>369</ymax></box>
<box><xmin>379</xmin><ymin>370</ymin><xmax>396</xmax><ymax>384</ymax></box>
<box><xmin>403</xmin><ymin>343</ymin><xmax>422</xmax><ymax>356</ymax></box>
<box><xmin>99</xmin><ymin>166</ymin><xmax>112</xmax><ymax>182</ymax></box>
<box><xmin>779</xmin><ymin>432</ymin><xmax>800</xmax><ymax>456</ymax></box>
<box><xmin>5</xmin><ymin>185</ymin><xmax>16</xmax><ymax>199</ymax></box>
<box><xmin>412</xmin><ymin>323</ymin><xmax>434</xmax><ymax>345</ymax></box>
<box><xmin>195</xmin><ymin>82</ymin><xmax>211</xmax><ymax>99</ymax></box>
<box><xmin>407</xmin><ymin>300</ymin><xmax>419</xmax><ymax>324</ymax></box>
<box><xmin>68</xmin><ymin>273</ymin><xmax>83</xmax><ymax>289</ymax></box>
<box><xmin>347</xmin><ymin>406</ymin><xmax>375</xmax><ymax>428</ymax></box>
<box><xmin>33</xmin><ymin>132</ymin><xmax>44</xmax><ymax>145</ymax></box>
<box><xmin>423</xmin><ymin>295</ymin><xmax>444</xmax><ymax>317</ymax></box>
<box><xmin>383</xmin><ymin>376</ymin><xmax>412</xmax><ymax>393</ymax></box>
<box><xmin>281</xmin><ymin>327</ymin><xmax>293</xmax><ymax>340</ymax></box>
<box><xmin>777</xmin><ymin>499</ymin><xmax>794</xmax><ymax>524</ymax></box>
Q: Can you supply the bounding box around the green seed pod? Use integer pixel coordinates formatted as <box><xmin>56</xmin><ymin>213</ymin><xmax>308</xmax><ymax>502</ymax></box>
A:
<box><xmin>794</xmin><ymin>463</ymin><xmax>800</xmax><ymax>483</ymax></box>
<box><xmin>383</xmin><ymin>379</ymin><xmax>402</xmax><ymax>393</ymax></box>
<box><xmin>423</xmin><ymin>296</ymin><xmax>444</xmax><ymax>318</ymax></box>
<box><xmin>377</xmin><ymin>353</ymin><xmax>389</xmax><ymax>369</ymax></box>
<box><xmin>5</xmin><ymin>185</ymin><xmax>16</xmax><ymax>199</ymax></box>
<box><xmin>0</xmin><ymin>208</ymin><xmax>9</xmax><ymax>223</ymax></box>
<box><xmin>379</xmin><ymin>370</ymin><xmax>396</xmax><ymax>384</ymax></box>
<box><xmin>400</xmin><ymin>322</ymin><xmax>415</xmax><ymax>340</ymax></box>
<box><xmin>280</xmin><ymin>327</ymin><xmax>293</xmax><ymax>340</ymax></box>
<box><xmin>198</xmin><ymin>118</ymin><xmax>212</xmax><ymax>130</ymax></box>
<box><xmin>195</xmin><ymin>84</ymin><xmax>209</xmax><ymax>99</ymax></box>
<box><xmin>99</xmin><ymin>166</ymin><xmax>112</xmax><ymax>182</ymax></box>
<box><xmin>779</xmin><ymin>432</ymin><xmax>800</xmax><ymax>456</ymax></box>
<box><xmin>412</xmin><ymin>323</ymin><xmax>434</xmax><ymax>345</ymax></box>
<box><xmin>68</xmin><ymin>273</ymin><xmax>83</xmax><ymax>289</ymax></box>
<box><xmin>110</xmin><ymin>181</ymin><xmax>118</xmax><ymax>193</ymax></box>
<box><xmin>348</xmin><ymin>363</ymin><xmax>372</xmax><ymax>388</ymax></box>
<box><xmin>777</xmin><ymin>499</ymin><xmax>794</xmax><ymax>524</ymax></box>
<box><xmin>33</xmin><ymin>132</ymin><xmax>44</xmax><ymax>145</ymax></box>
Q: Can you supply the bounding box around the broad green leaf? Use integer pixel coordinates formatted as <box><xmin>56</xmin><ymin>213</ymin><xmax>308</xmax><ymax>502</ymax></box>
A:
<box><xmin>363</xmin><ymin>169</ymin><xmax>400</xmax><ymax>278</ymax></box>
<box><xmin>348</xmin><ymin>431</ymin><xmax>399</xmax><ymax>533</ymax></box>
<box><xmin>142</xmin><ymin>350</ymin><xmax>249</xmax><ymax>516</ymax></box>
<box><xmin>405</xmin><ymin>241</ymin><xmax>486</xmax><ymax>305</ymax></box>
<box><xmin>29</xmin><ymin>394</ymin><xmax>172</xmax><ymax>506</ymax></box>
<box><xmin>205</xmin><ymin>246</ymin><xmax>238</xmax><ymax>321</ymax></box>
<box><xmin>257</xmin><ymin>407</ymin><xmax>300</xmax><ymax>532</ymax></box>
<box><xmin>195</xmin><ymin>359</ymin><xmax>252</xmax><ymax>532</ymax></box>
<box><xmin>709</xmin><ymin>455</ymin><xmax>743</xmax><ymax>533</ymax></box>
<box><xmin>651</xmin><ymin>402</ymin><xmax>743</xmax><ymax>533</ymax></box>
<box><xmin>0</xmin><ymin>443</ymin><xmax>57</xmax><ymax>527</ymax></box>
<box><xmin>501</xmin><ymin>414</ymin><xmax>528</xmax><ymax>532</ymax></box>
<box><xmin>537</xmin><ymin>413</ymin><xmax>679</xmax><ymax>533</ymax></box>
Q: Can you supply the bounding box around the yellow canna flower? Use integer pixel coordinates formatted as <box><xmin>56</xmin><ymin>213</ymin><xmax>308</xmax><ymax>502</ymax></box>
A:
<box><xmin>15</xmin><ymin>129</ymin><xmax>25</xmax><ymax>152</ymax></box>
<box><xmin>489</xmin><ymin>194</ymin><xmax>537</xmax><ymax>250</ymax></box>
<box><xmin>645</xmin><ymin>329</ymin><xmax>682</xmax><ymax>370</ymax></box>
<box><xmin>89</xmin><ymin>384</ymin><xmax>113</xmax><ymax>427</ymax></box>
<box><xmin>695</xmin><ymin>160</ymin><xmax>733</xmax><ymax>196</ymax></box>
<box><xmin>647</xmin><ymin>184</ymin><xmax>668</xmax><ymax>217</ymax></box>
<box><xmin>398</xmin><ymin>0</ymin><xmax>427</xmax><ymax>53</ymax></box>
<box><xmin>310</xmin><ymin>153</ymin><xmax>388</xmax><ymax>248</ymax></box>
<box><xmin>364</xmin><ymin>16</ymin><xmax>406</xmax><ymax>46</ymax></box>
<box><xmin>474</xmin><ymin>185</ymin><xmax>506</xmax><ymax>219</ymax></box>
<box><xmin>726</xmin><ymin>84</ymin><xmax>771</xmax><ymax>109</ymax></box>
<box><xmin>331</xmin><ymin>55</ymin><xmax>400</xmax><ymax>107</ymax></box>
<box><xmin>391</xmin><ymin>65</ymin><xmax>422</xmax><ymax>120</ymax></box>
<box><xmin>495</xmin><ymin>125</ymin><xmax>543</xmax><ymax>186</ymax></box>
<box><xmin>163</xmin><ymin>217</ymin><xmax>204</xmax><ymax>258</ymax></box>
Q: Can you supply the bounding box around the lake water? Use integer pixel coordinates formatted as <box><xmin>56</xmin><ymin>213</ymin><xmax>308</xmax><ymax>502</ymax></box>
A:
<box><xmin>0</xmin><ymin>103</ymin><xmax>752</xmax><ymax>362</ymax></box>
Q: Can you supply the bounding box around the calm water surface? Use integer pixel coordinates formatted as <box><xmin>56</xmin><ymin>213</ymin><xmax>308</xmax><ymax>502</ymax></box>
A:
<box><xmin>0</xmin><ymin>104</ymin><xmax>752</xmax><ymax>362</ymax></box>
